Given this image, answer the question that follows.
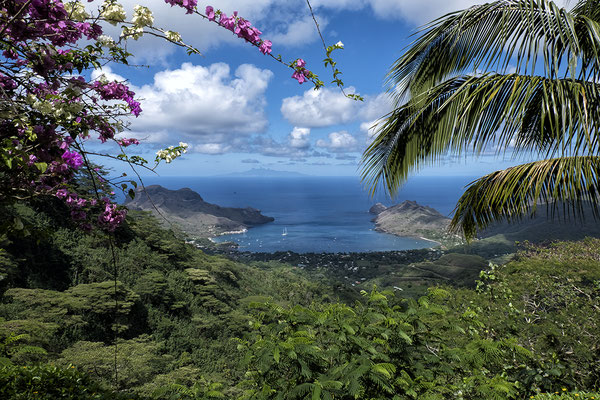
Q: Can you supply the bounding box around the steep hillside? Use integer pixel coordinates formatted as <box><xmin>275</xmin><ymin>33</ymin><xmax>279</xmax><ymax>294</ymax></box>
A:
<box><xmin>0</xmin><ymin>204</ymin><xmax>333</xmax><ymax>397</ymax></box>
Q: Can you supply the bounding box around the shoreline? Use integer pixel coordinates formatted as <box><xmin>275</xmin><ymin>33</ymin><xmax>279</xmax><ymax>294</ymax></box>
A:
<box><xmin>206</xmin><ymin>232</ymin><xmax>441</xmax><ymax>254</ymax></box>
<box><xmin>374</xmin><ymin>226</ymin><xmax>443</xmax><ymax>248</ymax></box>
<box><xmin>209</xmin><ymin>228</ymin><xmax>248</xmax><ymax>242</ymax></box>
<box><xmin>417</xmin><ymin>236</ymin><xmax>442</xmax><ymax>246</ymax></box>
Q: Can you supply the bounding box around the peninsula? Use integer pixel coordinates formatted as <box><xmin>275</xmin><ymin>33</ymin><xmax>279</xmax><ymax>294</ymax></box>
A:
<box><xmin>370</xmin><ymin>201</ymin><xmax>462</xmax><ymax>247</ymax></box>
<box><xmin>371</xmin><ymin>200</ymin><xmax>600</xmax><ymax>251</ymax></box>
<box><xmin>124</xmin><ymin>185</ymin><xmax>274</xmax><ymax>237</ymax></box>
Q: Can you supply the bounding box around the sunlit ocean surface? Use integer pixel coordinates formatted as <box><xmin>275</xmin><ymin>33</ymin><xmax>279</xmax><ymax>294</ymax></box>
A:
<box><xmin>131</xmin><ymin>175</ymin><xmax>476</xmax><ymax>253</ymax></box>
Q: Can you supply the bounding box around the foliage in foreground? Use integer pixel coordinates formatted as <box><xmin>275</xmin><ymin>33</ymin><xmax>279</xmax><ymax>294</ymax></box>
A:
<box><xmin>0</xmin><ymin>364</ymin><xmax>130</xmax><ymax>400</ymax></box>
<box><xmin>533</xmin><ymin>392</ymin><xmax>600</xmax><ymax>400</ymax></box>
<box><xmin>238</xmin><ymin>288</ymin><xmax>527</xmax><ymax>400</ymax></box>
<box><xmin>0</xmin><ymin>198</ymin><xmax>599</xmax><ymax>398</ymax></box>
<box><xmin>237</xmin><ymin>239</ymin><xmax>600</xmax><ymax>399</ymax></box>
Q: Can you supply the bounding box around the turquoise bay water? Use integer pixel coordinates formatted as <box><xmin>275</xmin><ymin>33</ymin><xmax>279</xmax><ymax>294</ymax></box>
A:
<box><xmin>134</xmin><ymin>176</ymin><xmax>475</xmax><ymax>253</ymax></box>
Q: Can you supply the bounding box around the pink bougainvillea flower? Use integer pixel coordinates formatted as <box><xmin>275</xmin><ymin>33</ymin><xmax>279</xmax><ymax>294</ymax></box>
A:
<box><xmin>292</xmin><ymin>70</ymin><xmax>307</xmax><ymax>84</ymax></box>
<box><xmin>206</xmin><ymin>5</ymin><xmax>215</xmax><ymax>20</ymax></box>
<box><xmin>259</xmin><ymin>40</ymin><xmax>272</xmax><ymax>55</ymax></box>
<box><xmin>164</xmin><ymin>0</ymin><xmax>197</xmax><ymax>14</ymax></box>
<box><xmin>223</xmin><ymin>15</ymin><xmax>236</xmax><ymax>31</ymax></box>
<box><xmin>98</xmin><ymin>202</ymin><xmax>127</xmax><ymax>232</ymax></box>
<box><xmin>61</xmin><ymin>150</ymin><xmax>84</xmax><ymax>169</ymax></box>
<box><xmin>56</xmin><ymin>188</ymin><xmax>69</xmax><ymax>199</ymax></box>
<box><xmin>118</xmin><ymin>138</ymin><xmax>140</xmax><ymax>147</ymax></box>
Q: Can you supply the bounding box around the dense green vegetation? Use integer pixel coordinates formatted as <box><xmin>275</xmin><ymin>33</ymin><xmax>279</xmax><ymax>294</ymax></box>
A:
<box><xmin>0</xmin><ymin>198</ymin><xmax>599</xmax><ymax>399</ymax></box>
<box><xmin>0</xmin><ymin>200</ymin><xmax>334</xmax><ymax>398</ymax></box>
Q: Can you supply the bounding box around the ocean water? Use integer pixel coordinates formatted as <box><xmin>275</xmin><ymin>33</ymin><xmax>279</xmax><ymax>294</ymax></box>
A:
<box><xmin>133</xmin><ymin>175</ymin><xmax>476</xmax><ymax>253</ymax></box>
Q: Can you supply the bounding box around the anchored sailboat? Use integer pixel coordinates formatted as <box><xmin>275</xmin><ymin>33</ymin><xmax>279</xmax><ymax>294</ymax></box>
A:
<box><xmin>282</xmin><ymin>227</ymin><xmax>288</xmax><ymax>236</ymax></box>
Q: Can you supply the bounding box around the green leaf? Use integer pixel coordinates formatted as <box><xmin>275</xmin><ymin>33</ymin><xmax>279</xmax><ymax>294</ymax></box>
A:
<box><xmin>312</xmin><ymin>384</ymin><xmax>322</xmax><ymax>400</ymax></box>
<box><xmin>13</xmin><ymin>217</ymin><xmax>23</xmax><ymax>230</ymax></box>
<box><xmin>34</xmin><ymin>162</ymin><xmax>48</xmax><ymax>173</ymax></box>
<box><xmin>451</xmin><ymin>156</ymin><xmax>600</xmax><ymax>238</ymax></box>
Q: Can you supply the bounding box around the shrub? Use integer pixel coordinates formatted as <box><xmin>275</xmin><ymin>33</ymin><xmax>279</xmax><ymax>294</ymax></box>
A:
<box><xmin>0</xmin><ymin>364</ymin><xmax>132</xmax><ymax>399</ymax></box>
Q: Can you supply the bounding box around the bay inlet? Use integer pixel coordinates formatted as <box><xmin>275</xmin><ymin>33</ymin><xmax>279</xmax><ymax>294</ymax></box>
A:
<box><xmin>135</xmin><ymin>175</ymin><xmax>475</xmax><ymax>253</ymax></box>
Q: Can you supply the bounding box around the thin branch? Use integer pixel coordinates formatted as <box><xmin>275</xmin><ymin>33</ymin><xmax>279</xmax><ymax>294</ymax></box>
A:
<box><xmin>0</xmin><ymin>0</ymin><xmax>33</xmax><ymax>37</ymax></box>
<box><xmin>305</xmin><ymin>0</ymin><xmax>348</xmax><ymax>97</ymax></box>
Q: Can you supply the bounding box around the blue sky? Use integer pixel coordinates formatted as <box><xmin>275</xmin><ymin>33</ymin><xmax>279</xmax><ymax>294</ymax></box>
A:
<box><xmin>91</xmin><ymin>0</ymin><xmax>567</xmax><ymax>178</ymax></box>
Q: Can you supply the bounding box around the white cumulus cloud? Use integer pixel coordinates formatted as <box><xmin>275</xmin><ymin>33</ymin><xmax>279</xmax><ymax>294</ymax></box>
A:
<box><xmin>316</xmin><ymin>131</ymin><xmax>360</xmax><ymax>153</ymax></box>
<box><xmin>359</xmin><ymin>92</ymin><xmax>394</xmax><ymax>120</ymax></box>
<box><xmin>91</xmin><ymin>66</ymin><xmax>126</xmax><ymax>82</ymax></box>
<box><xmin>281</xmin><ymin>87</ymin><xmax>359</xmax><ymax>128</ymax></box>
<box><xmin>129</xmin><ymin>62</ymin><xmax>272</xmax><ymax>144</ymax></box>
<box><xmin>269</xmin><ymin>14</ymin><xmax>327</xmax><ymax>47</ymax></box>
<box><xmin>192</xmin><ymin>143</ymin><xmax>232</xmax><ymax>154</ymax></box>
<box><xmin>281</xmin><ymin>89</ymin><xmax>395</xmax><ymax>129</ymax></box>
<box><xmin>288</xmin><ymin>127</ymin><xmax>311</xmax><ymax>149</ymax></box>
<box><xmin>360</xmin><ymin>120</ymin><xmax>380</xmax><ymax>145</ymax></box>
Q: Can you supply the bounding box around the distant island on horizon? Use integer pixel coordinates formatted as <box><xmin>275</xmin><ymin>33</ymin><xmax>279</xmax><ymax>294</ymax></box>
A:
<box><xmin>217</xmin><ymin>168</ymin><xmax>312</xmax><ymax>178</ymax></box>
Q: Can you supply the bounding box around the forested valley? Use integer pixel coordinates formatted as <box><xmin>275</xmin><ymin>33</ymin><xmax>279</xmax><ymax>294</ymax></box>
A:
<box><xmin>1</xmin><ymin>194</ymin><xmax>599</xmax><ymax>399</ymax></box>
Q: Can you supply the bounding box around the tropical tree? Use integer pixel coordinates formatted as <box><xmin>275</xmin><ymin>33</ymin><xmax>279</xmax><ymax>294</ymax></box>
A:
<box><xmin>0</xmin><ymin>0</ymin><xmax>350</xmax><ymax>235</ymax></box>
<box><xmin>361</xmin><ymin>0</ymin><xmax>600</xmax><ymax>238</ymax></box>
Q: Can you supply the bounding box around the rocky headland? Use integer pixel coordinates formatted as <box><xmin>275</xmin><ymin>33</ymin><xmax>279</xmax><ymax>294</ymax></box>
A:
<box><xmin>370</xmin><ymin>200</ymin><xmax>600</xmax><ymax>251</ymax></box>
<box><xmin>370</xmin><ymin>201</ymin><xmax>463</xmax><ymax>247</ymax></box>
<box><xmin>124</xmin><ymin>185</ymin><xmax>274</xmax><ymax>238</ymax></box>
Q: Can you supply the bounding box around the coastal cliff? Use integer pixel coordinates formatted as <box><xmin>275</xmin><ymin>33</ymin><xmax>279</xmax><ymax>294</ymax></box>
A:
<box><xmin>124</xmin><ymin>185</ymin><xmax>274</xmax><ymax>237</ymax></box>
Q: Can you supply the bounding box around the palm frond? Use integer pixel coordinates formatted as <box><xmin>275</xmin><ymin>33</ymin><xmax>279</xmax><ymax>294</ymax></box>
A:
<box><xmin>451</xmin><ymin>156</ymin><xmax>600</xmax><ymax>238</ymax></box>
<box><xmin>361</xmin><ymin>73</ymin><xmax>600</xmax><ymax>195</ymax></box>
<box><xmin>388</xmin><ymin>0</ymin><xmax>600</xmax><ymax>98</ymax></box>
<box><xmin>572</xmin><ymin>0</ymin><xmax>600</xmax><ymax>21</ymax></box>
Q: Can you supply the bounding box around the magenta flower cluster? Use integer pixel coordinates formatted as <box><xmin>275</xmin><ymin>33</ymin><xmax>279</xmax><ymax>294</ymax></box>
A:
<box><xmin>0</xmin><ymin>73</ymin><xmax>18</xmax><ymax>91</ymax></box>
<box><xmin>0</xmin><ymin>0</ymin><xmax>145</xmax><ymax>232</ymax></box>
<box><xmin>3</xmin><ymin>0</ymin><xmax>102</xmax><ymax>47</ymax></box>
<box><xmin>118</xmin><ymin>138</ymin><xmax>140</xmax><ymax>147</ymax></box>
<box><xmin>291</xmin><ymin>59</ymin><xmax>311</xmax><ymax>84</ymax></box>
<box><xmin>205</xmin><ymin>6</ymin><xmax>272</xmax><ymax>55</ymax></box>
<box><xmin>164</xmin><ymin>0</ymin><xmax>197</xmax><ymax>14</ymax></box>
<box><xmin>98</xmin><ymin>201</ymin><xmax>127</xmax><ymax>232</ymax></box>
<box><xmin>92</xmin><ymin>81</ymin><xmax>142</xmax><ymax>117</ymax></box>
<box><xmin>56</xmin><ymin>188</ymin><xmax>91</xmax><ymax>226</ymax></box>
<box><xmin>55</xmin><ymin>188</ymin><xmax>126</xmax><ymax>232</ymax></box>
<box><xmin>204</xmin><ymin>5</ymin><xmax>313</xmax><ymax>83</ymax></box>
<box><xmin>61</xmin><ymin>150</ymin><xmax>84</xmax><ymax>169</ymax></box>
